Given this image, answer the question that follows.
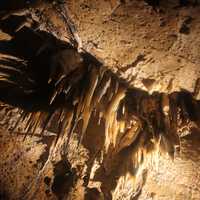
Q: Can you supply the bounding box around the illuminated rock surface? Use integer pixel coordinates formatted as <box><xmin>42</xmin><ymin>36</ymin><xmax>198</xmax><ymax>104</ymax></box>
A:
<box><xmin>0</xmin><ymin>1</ymin><xmax>200</xmax><ymax>199</ymax></box>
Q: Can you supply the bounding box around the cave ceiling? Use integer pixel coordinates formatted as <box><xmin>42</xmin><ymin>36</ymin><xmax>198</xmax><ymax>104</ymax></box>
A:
<box><xmin>0</xmin><ymin>1</ymin><xmax>200</xmax><ymax>200</ymax></box>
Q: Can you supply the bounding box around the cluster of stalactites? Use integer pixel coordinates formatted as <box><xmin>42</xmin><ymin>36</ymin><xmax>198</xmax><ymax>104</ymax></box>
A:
<box><xmin>1</xmin><ymin>58</ymin><xmax>188</xmax><ymax>162</ymax></box>
<box><xmin>3</xmin><ymin>48</ymin><xmax>200</xmax><ymax>169</ymax></box>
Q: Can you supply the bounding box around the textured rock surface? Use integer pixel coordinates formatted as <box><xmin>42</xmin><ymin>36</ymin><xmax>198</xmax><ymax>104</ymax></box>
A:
<box><xmin>66</xmin><ymin>0</ymin><xmax>200</xmax><ymax>96</ymax></box>
<box><xmin>1</xmin><ymin>1</ymin><xmax>200</xmax><ymax>200</ymax></box>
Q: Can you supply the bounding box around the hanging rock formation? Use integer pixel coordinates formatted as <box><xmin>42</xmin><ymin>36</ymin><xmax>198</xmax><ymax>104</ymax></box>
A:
<box><xmin>0</xmin><ymin>0</ymin><xmax>200</xmax><ymax>199</ymax></box>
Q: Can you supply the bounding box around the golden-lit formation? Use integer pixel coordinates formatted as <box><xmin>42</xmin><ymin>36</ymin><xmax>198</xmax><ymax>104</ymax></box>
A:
<box><xmin>0</xmin><ymin>40</ymin><xmax>184</xmax><ymax>165</ymax></box>
<box><xmin>1</xmin><ymin>4</ymin><xmax>200</xmax><ymax>198</ymax></box>
<box><xmin>1</xmin><ymin>28</ymin><xmax>200</xmax><ymax>184</ymax></box>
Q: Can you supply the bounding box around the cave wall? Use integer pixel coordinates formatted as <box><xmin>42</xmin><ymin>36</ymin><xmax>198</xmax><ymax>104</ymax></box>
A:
<box><xmin>1</xmin><ymin>1</ymin><xmax>200</xmax><ymax>200</ymax></box>
<box><xmin>65</xmin><ymin>0</ymin><xmax>200</xmax><ymax>96</ymax></box>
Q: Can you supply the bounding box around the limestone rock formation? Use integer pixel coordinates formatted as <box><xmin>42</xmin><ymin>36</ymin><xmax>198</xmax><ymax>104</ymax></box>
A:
<box><xmin>0</xmin><ymin>1</ymin><xmax>200</xmax><ymax>200</ymax></box>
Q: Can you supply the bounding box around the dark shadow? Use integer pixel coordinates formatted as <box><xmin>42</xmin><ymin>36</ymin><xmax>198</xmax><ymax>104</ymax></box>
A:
<box><xmin>51</xmin><ymin>160</ymin><xmax>76</xmax><ymax>200</ymax></box>
<box><xmin>0</xmin><ymin>190</ymin><xmax>9</xmax><ymax>200</ymax></box>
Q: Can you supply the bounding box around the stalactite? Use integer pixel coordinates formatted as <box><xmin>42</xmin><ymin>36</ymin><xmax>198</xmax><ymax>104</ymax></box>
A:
<box><xmin>104</xmin><ymin>85</ymin><xmax>126</xmax><ymax>152</ymax></box>
<box><xmin>117</xmin><ymin>119</ymin><xmax>141</xmax><ymax>153</ymax></box>
<box><xmin>92</xmin><ymin>75</ymin><xmax>111</xmax><ymax>106</ymax></box>
<box><xmin>80</xmin><ymin>66</ymin><xmax>99</xmax><ymax>140</ymax></box>
<box><xmin>0</xmin><ymin>72</ymin><xmax>12</xmax><ymax>82</ymax></box>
